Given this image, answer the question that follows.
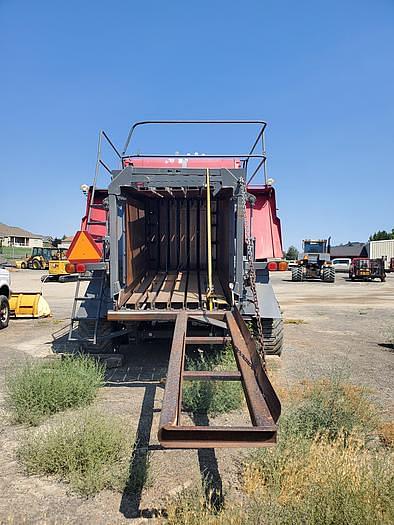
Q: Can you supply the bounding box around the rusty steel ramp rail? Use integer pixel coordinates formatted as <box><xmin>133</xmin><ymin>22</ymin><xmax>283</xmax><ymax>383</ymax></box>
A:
<box><xmin>158</xmin><ymin>308</ymin><xmax>281</xmax><ymax>449</ymax></box>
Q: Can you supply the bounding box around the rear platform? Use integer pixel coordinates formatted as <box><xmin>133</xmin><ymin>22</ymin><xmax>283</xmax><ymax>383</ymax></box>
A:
<box><xmin>122</xmin><ymin>270</ymin><xmax>228</xmax><ymax>310</ymax></box>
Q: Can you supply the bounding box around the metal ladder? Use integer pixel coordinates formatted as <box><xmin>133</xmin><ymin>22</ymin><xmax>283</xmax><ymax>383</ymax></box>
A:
<box><xmin>67</xmin><ymin>131</ymin><xmax>122</xmax><ymax>346</ymax></box>
<box><xmin>68</xmin><ymin>270</ymin><xmax>106</xmax><ymax>344</ymax></box>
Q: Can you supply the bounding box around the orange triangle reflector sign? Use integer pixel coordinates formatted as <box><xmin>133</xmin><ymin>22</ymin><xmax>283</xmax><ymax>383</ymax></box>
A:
<box><xmin>67</xmin><ymin>231</ymin><xmax>102</xmax><ymax>263</ymax></box>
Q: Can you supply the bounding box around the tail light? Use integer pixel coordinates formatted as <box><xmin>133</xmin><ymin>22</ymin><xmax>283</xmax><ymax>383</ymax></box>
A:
<box><xmin>65</xmin><ymin>263</ymin><xmax>75</xmax><ymax>274</ymax></box>
<box><xmin>267</xmin><ymin>261</ymin><xmax>278</xmax><ymax>271</ymax></box>
<box><xmin>65</xmin><ymin>263</ymin><xmax>86</xmax><ymax>273</ymax></box>
<box><xmin>278</xmin><ymin>261</ymin><xmax>288</xmax><ymax>271</ymax></box>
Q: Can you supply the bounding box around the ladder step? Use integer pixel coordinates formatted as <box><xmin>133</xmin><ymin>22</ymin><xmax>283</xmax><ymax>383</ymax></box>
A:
<box><xmin>90</xmin><ymin>204</ymin><xmax>105</xmax><ymax>209</ymax></box>
<box><xmin>185</xmin><ymin>336</ymin><xmax>231</xmax><ymax>345</ymax></box>
<box><xmin>71</xmin><ymin>316</ymin><xmax>101</xmax><ymax>321</ymax></box>
<box><xmin>87</xmin><ymin>220</ymin><xmax>107</xmax><ymax>225</ymax></box>
<box><xmin>189</xmin><ymin>315</ymin><xmax>228</xmax><ymax>330</ymax></box>
<box><xmin>78</xmin><ymin>274</ymin><xmax>105</xmax><ymax>281</ymax></box>
<box><xmin>183</xmin><ymin>370</ymin><xmax>241</xmax><ymax>381</ymax></box>
<box><xmin>75</xmin><ymin>296</ymin><xmax>101</xmax><ymax>301</ymax></box>
<box><xmin>69</xmin><ymin>336</ymin><xmax>96</xmax><ymax>343</ymax></box>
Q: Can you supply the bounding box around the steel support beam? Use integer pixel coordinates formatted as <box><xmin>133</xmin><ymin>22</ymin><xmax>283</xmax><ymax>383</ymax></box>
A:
<box><xmin>185</xmin><ymin>336</ymin><xmax>231</xmax><ymax>345</ymax></box>
<box><xmin>183</xmin><ymin>370</ymin><xmax>241</xmax><ymax>381</ymax></box>
<box><xmin>157</xmin><ymin>308</ymin><xmax>281</xmax><ymax>449</ymax></box>
<box><xmin>107</xmin><ymin>310</ymin><xmax>226</xmax><ymax>321</ymax></box>
<box><xmin>159</xmin><ymin>311</ymin><xmax>188</xmax><ymax>430</ymax></box>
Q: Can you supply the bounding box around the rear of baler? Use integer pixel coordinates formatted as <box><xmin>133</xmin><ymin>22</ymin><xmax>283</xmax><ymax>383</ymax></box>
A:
<box><xmin>66</xmin><ymin>120</ymin><xmax>283</xmax><ymax>448</ymax></box>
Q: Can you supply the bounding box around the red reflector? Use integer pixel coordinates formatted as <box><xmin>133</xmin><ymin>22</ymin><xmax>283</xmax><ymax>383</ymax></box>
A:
<box><xmin>76</xmin><ymin>263</ymin><xmax>86</xmax><ymax>273</ymax></box>
<box><xmin>65</xmin><ymin>263</ymin><xmax>75</xmax><ymax>274</ymax></box>
<box><xmin>268</xmin><ymin>261</ymin><xmax>278</xmax><ymax>271</ymax></box>
<box><xmin>278</xmin><ymin>261</ymin><xmax>288</xmax><ymax>271</ymax></box>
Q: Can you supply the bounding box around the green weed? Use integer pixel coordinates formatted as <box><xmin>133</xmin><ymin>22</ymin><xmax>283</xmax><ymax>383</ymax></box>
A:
<box><xmin>281</xmin><ymin>375</ymin><xmax>378</xmax><ymax>440</ymax></box>
<box><xmin>18</xmin><ymin>410</ymin><xmax>133</xmax><ymax>496</ymax></box>
<box><xmin>182</xmin><ymin>346</ymin><xmax>243</xmax><ymax>416</ymax></box>
<box><xmin>6</xmin><ymin>355</ymin><xmax>104</xmax><ymax>425</ymax></box>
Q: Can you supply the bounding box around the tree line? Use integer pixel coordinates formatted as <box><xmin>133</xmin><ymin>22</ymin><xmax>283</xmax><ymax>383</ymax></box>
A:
<box><xmin>369</xmin><ymin>229</ymin><xmax>394</xmax><ymax>241</ymax></box>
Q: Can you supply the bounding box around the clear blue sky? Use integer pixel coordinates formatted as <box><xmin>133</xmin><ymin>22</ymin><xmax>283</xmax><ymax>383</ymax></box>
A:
<box><xmin>1</xmin><ymin>0</ymin><xmax>393</xmax><ymax>250</ymax></box>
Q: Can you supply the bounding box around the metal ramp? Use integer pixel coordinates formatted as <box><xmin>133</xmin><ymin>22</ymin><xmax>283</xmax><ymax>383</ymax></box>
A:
<box><xmin>157</xmin><ymin>307</ymin><xmax>281</xmax><ymax>449</ymax></box>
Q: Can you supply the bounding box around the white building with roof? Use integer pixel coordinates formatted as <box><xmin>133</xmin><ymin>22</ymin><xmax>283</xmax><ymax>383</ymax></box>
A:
<box><xmin>0</xmin><ymin>222</ymin><xmax>44</xmax><ymax>248</ymax></box>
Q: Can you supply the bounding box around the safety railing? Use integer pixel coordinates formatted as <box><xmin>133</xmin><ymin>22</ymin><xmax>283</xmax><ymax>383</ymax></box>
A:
<box><xmin>88</xmin><ymin>119</ymin><xmax>271</xmax><ymax>224</ymax></box>
<box><xmin>87</xmin><ymin>130</ymin><xmax>122</xmax><ymax>225</ymax></box>
<box><xmin>120</xmin><ymin>120</ymin><xmax>269</xmax><ymax>185</ymax></box>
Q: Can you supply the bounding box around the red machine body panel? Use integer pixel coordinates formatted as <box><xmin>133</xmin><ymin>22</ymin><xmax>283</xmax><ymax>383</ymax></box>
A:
<box><xmin>123</xmin><ymin>156</ymin><xmax>242</xmax><ymax>169</ymax></box>
<box><xmin>246</xmin><ymin>186</ymin><xmax>283</xmax><ymax>260</ymax></box>
<box><xmin>78</xmin><ymin>161</ymin><xmax>283</xmax><ymax>263</ymax></box>
<box><xmin>80</xmin><ymin>188</ymin><xmax>108</xmax><ymax>251</ymax></box>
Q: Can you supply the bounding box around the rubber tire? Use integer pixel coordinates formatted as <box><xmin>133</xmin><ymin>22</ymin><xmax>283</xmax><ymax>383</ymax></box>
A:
<box><xmin>262</xmin><ymin>318</ymin><xmax>284</xmax><ymax>356</ymax></box>
<box><xmin>77</xmin><ymin>320</ymin><xmax>120</xmax><ymax>354</ymax></box>
<box><xmin>322</xmin><ymin>267</ymin><xmax>335</xmax><ymax>283</ymax></box>
<box><xmin>0</xmin><ymin>295</ymin><xmax>10</xmax><ymax>329</ymax></box>
<box><xmin>21</xmin><ymin>262</ymin><xmax>26</xmax><ymax>269</ymax></box>
<box><xmin>291</xmin><ymin>267</ymin><xmax>303</xmax><ymax>281</ymax></box>
<box><xmin>32</xmin><ymin>259</ymin><xmax>41</xmax><ymax>270</ymax></box>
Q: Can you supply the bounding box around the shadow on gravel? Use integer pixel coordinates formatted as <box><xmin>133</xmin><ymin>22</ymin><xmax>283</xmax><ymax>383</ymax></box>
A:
<box><xmin>111</xmin><ymin>343</ymin><xmax>224</xmax><ymax>518</ymax></box>
<box><xmin>104</xmin><ymin>343</ymin><xmax>166</xmax><ymax>519</ymax></box>
<box><xmin>51</xmin><ymin>323</ymin><xmax>79</xmax><ymax>354</ymax></box>
<box><xmin>119</xmin><ymin>381</ymin><xmax>161</xmax><ymax>519</ymax></box>
<box><xmin>378</xmin><ymin>343</ymin><xmax>394</xmax><ymax>352</ymax></box>
<box><xmin>193</xmin><ymin>412</ymin><xmax>224</xmax><ymax>512</ymax></box>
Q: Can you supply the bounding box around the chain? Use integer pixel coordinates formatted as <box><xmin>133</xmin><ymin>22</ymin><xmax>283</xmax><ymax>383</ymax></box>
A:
<box><xmin>239</xmin><ymin>178</ymin><xmax>266</xmax><ymax>370</ymax></box>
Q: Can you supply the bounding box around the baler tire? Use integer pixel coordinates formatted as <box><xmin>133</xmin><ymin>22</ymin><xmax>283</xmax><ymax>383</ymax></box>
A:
<box><xmin>21</xmin><ymin>262</ymin><xmax>26</xmax><ymax>269</ymax></box>
<box><xmin>0</xmin><ymin>296</ymin><xmax>10</xmax><ymax>330</ymax></box>
<box><xmin>291</xmin><ymin>267</ymin><xmax>303</xmax><ymax>282</ymax></box>
<box><xmin>77</xmin><ymin>320</ymin><xmax>120</xmax><ymax>354</ymax></box>
<box><xmin>262</xmin><ymin>318</ymin><xmax>284</xmax><ymax>356</ymax></box>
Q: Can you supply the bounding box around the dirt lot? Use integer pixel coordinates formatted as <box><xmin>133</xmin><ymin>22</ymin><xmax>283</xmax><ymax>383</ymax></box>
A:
<box><xmin>0</xmin><ymin>269</ymin><xmax>393</xmax><ymax>524</ymax></box>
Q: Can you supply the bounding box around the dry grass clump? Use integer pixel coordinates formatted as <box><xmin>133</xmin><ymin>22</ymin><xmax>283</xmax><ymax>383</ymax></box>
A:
<box><xmin>182</xmin><ymin>346</ymin><xmax>243</xmax><ymax>415</ymax></box>
<box><xmin>164</xmin><ymin>376</ymin><xmax>394</xmax><ymax>525</ymax></box>
<box><xmin>165</xmin><ymin>432</ymin><xmax>394</xmax><ymax>525</ymax></box>
<box><xmin>281</xmin><ymin>375</ymin><xmax>378</xmax><ymax>440</ymax></box>
<box><xmin>18</xmin><ymin>410</ymin><xmax>133</xmax><ymax>495</ymax></box>
<box><xmin>6</xmin><ymin>355</ymin><xmax>104</xmax><ymax>425</ymax></box>
<box><xmin>378</xmin><ymin>421</ymin><xmax>394</xmax><ymax>448</ymax></box>
<box><xmin>243</xmin><ymin>431</ymin><xmax>393</xmax><ymax>525</ymax></box>
<box><xmin>165</xmin><ymin>487</ymin><xmax>245</xmax><ymax>525</ymax></box>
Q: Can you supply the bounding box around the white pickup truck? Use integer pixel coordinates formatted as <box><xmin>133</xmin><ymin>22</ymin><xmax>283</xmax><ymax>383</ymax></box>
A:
<box><xmin>0</xmin><ymin>267</ymin><xmax>11</xmax><ymax>329</ymax></box>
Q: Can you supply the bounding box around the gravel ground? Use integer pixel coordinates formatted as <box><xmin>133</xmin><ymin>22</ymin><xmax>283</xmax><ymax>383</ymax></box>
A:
<box><xmin>0</xmin><ymin>268</ymin><xmax>393</xmax><ymax>524</ymax></box>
